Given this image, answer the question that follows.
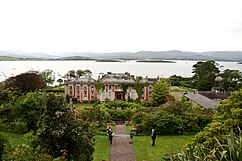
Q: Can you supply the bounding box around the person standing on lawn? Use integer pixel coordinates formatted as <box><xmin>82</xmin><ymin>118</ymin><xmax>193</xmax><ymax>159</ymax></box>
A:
<box><xmin>151</xmin><ymin>128</ymin><xmax>157</xmax><ymax>146</ymax></box>
<box><xmin>107</xmin><ymin>127</ymin><xmax>113</xmax><ymax>145</ymax></box>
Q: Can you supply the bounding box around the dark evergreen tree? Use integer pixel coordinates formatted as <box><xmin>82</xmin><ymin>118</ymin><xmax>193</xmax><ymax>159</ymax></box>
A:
<box><xmin>192</xmin><ymin>61</ymin><xmax>220</xmax><ymax>91</ymax></box>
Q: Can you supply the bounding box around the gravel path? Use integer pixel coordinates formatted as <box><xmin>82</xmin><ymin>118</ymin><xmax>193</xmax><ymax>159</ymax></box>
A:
<box><xmin>110</xmin><ymin>125</ymin><xmax>136</xmax><ymax>161</ymax></box>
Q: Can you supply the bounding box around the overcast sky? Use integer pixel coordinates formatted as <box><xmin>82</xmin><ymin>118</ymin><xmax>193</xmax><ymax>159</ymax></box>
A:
<box><xmin>0</xmin><ymin>0</ymin><xmax>242</xmax><ymax>53</ymax></box>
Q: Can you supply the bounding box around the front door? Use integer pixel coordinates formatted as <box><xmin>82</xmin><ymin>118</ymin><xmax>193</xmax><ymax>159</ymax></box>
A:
<box><xmin>115</xmin><ymin>92</ymin><xmax>124</xmax><ymax>100</ymax></box>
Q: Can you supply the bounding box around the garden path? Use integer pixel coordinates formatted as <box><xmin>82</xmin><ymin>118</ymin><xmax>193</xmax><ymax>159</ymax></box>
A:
<box><xmin>110</xmin><ymin>125</ymin><xmax>136</xmax><ymax>161</ymax></box>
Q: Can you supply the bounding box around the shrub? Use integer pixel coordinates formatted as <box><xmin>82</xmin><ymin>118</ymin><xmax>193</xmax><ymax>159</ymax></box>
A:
<box><xmin>37</xmin><ymin>94</ymin><xmax>94</xmax><ymax>161</ymax></box>
<box><xmin>0</xmin><ymin>134</ymin><xmax>8</xmax><ymax>161</ymax></box>
<box><xmin>3</xmin><ymin>144</ymin><xmax>52</xmax><ymax>161</ymax></box>
<box><xmin>132</xmin><ymin>111</ymin><xmax>144</xmax><ymax>124</ymax></box>
<box><xmin>10</xmin><ymin>120</ymin><xmax>28</xmax><ymax>134</ymax></box>
<box><xmin>162</xmin><ymin>129</ymin><xmax>242</xmax><ymax>161</ymax></box>
<box><xmin>138</xmin><ymin>110</ymin><xmax>185</xmax><ymax>135</ymax></box>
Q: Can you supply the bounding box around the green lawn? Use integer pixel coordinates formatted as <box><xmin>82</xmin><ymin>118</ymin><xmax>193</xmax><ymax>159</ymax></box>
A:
<box><xmin>0</xmin><ymin>131</ymin><xmax>27</xmax><ymax>147</ymax></box>
<box><xmin>93</xmin><ymin>135</ymin><xmax>110</xmax><ymax>161</ymax></box>
<box><xmin>75</xmin><ymin>103</ymin><xmax>94</xmax><ymax>109</ymax></box>
<box><xmin>170</xmin><ymin>86</ymin><xmax>193</xmax><ymax>92</ymax></box>
<box><xmin>134</xmin><ymin>135</ymin><xmax>194</xmax><ymax>161</ymax></box>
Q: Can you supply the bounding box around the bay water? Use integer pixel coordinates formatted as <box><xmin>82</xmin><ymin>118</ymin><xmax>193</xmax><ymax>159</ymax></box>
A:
<box><xmin>0</xmin><ymin>60</ymin><xmax>241</xmax><ymax>83</ymax></box>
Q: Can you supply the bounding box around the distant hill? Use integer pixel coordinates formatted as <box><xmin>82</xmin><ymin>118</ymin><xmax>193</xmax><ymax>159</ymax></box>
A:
<box><xmin>61</xmin><ymin>51</ymin><xmax>242</xmax><ymax>61</ymax></box>
<box><xmin>112</xmin><ymin>51</ymin><xmax>242</xmax><ymax>61</ymax></box>
<box><xmin>0</xmin><ymin>51</ymin><xmax>58</xmax><ymax>58</ymax></box>
<box><xmin>0</xmin><ymin>50</ymin><xmax>242</xmax><ymax>61</ymax></box>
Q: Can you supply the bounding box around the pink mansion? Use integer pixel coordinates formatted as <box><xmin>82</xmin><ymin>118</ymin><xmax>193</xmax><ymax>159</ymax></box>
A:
<box><xmin>64</xmin><ymin>72</ymin><xmax>159</xmax><ymax>103</ymax></box>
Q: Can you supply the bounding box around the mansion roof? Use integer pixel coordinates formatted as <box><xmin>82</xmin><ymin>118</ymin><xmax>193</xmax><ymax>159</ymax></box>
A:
<box><xmin>66</xmin><ymin>76</ymin><xmax>96</xmax><ymax>84</ymax></box>
<box><xmin>99</xmin><ymin>72</ymin><xmax>136</xmax><ymax>84</ymax></box>
<box><xmin>140</xmin><ymin>76</ymin><xmax>159</xmax><ymax>83</ymax></box>
<box><xmin>65</xmin><ymin>72</ymin><xmax>160</xmax><ymax>85</ymax></box>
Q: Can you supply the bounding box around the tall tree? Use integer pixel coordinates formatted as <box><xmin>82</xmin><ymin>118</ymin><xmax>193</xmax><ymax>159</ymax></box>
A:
<box><xmin>76</xmin><ymin>69</ymin><xmax>92</xmax><ymax>77</ymax></box>
<box><xmin>66</xmin><ymin>70</ymin><xmax>76</xmax><ymax>79</ymax></box>
<box><xmin>151</xmin><ymin>79</ymin><xmax>170</xmax><ymax>106</ymax></box>
<box><xmin>57</xmin><ymin>78</ymin><xmax>63</xmax><ymax>85</ymax></box>
<box><xmin>192</xmin><ymin>61</ymin><xmax>220</xmax><ymax>91</ymax></box>
<box><xmin>3</xmin><ymin>71</ymin><xmax>46</xmax><ymax>93</ymax></box>
<box><xmin>220</xmin><ymin>69</ymin><xmax>242</xmax><ymax>91</ymax></box>
<box><xmin>37</xmin><ymin>94</ymin><xmax>94</xmax><ymax>161</ymax></box>
<box><xmin>40</xmin><ymin>69</ymin><xmax>55</xmax><ymax>86</ymax></box>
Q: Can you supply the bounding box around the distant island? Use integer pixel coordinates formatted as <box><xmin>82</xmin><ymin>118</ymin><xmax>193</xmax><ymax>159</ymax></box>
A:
<box><xmin>56</xmin><ymin>56</ymin><xmax>95</xmax><ymax>61</ymax></box>
<box><xmin>96</xmin><ymin>59</ymin><xmax>122</xmax><ymax>62</ymax></box>
<box><xmin>136</xmin><ymin>60</ymin><xmax>176</xmax><ymax>63</ymax></box>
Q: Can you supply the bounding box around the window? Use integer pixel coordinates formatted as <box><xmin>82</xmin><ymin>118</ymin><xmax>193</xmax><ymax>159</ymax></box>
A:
<box><xmin>84</xmin><ymin>91</ymin><xmax>87</xmax><ymax>97</ymax></box>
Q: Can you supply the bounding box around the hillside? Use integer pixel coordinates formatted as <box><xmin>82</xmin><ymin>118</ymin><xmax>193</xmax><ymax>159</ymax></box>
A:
<box><xmin>1</xmin><ymin>50</ymin><xmax>242</xmax><ymax>61</ymax></box>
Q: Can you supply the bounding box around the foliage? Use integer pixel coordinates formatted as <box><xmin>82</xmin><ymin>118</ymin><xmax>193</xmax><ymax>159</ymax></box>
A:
<box><xmin>220</xmin><ymin>69</ymin><xmax>242</xmax><ymax>91</ymax></box>
<box><xmin>40</xmin><ymin>69</ymin><xmax>55</xmax><ymax>86</ymax></box>
<box><xmin>137</xmin><ymin>100</ymin><xmax>213</xmax><ymax>135</ymax></box>
<box><xmin>162</xmin><ymin>129</ymin><xmax>242</xmax><ymax>161</ymax></box>
<box><xmin>13</xmin><ymin>92</ymin><xmax>47</xmax><ymax>132</ymax></box>
<box><xmin>192</xmin><ymin>60</ymin><xmax>220</xmax><ymax>91</ymax></box>
<box><xmin>194</xmin><ymin>89</ymin><xmax>242</xmax><ymax>148</ymax></box>
<box><xmin>37</xmin><ymin>94</ymin><xmax>94</xmax><ymax>161</ymax></box>
<box><xmin>132</xmin><ymin>111</ymin><xmax>144</xmax><ymax>124</ymax></box>
<box><xmin>140</xmin><ymin>110</ymin><xmax>185</xmax><ymax>135</ymax></box>
<box><xmin>136</xmin><ymin>75</ymin><xmax>143</xmax><ymax>82</ymax></box>
<box><xmin>169</xmin><ymin>75</ymin><xmax>193</xmax><ymax>88</ymax></box>
<box><xmin>162</xmin><ymin>89</ymin><xmax>242</xmax><ymax>160</ymax></box>
<box><xmin>76</xmin><ymin>69</ymin><xmax>92</xmax><ymax>77</ymax></box>
<box><xmin>95</xmin><ymin>82</ymin><xmax>105</xmax><ymax>92</ymax></box>
<box><xmin>151</xmin><ymin>79</ymin><xmax>170</xmax><ymax>106</ymax></box>
<box><xmin>122</xmin><ymin>82</ymin><xmax>149</xmax><ymax>101</ymax></box>
<box><xmin>3</xmin><ymin>144</ymin><xmax>53</xmax><ymax>161</ymax></box>
<box><xmin>10</xmin><ymin>120</ymin><xmax>28</xmax><ymax>134</ymax></box>
<box><xmin>0</xmin><ymin>89</ymin><xmax>20</xmax><ymax>106</ymax></box>
<box><xmin>56</xmin><ymin>78</ymin><xmax>63</xmax><ymax>85</ymax></box>
<box><xmin>76</xmin><ymin>105</ymin><xmax>110</xmax><ymax>127</ymax></box>
<box><xmin>3</xmin><ymin>71</ymin><xmax>46</xmax><ymax>93</ymax></box>
<box><xmin>0</xmin><ymin>134</ymin><xmax>8</xmax><ymax>161</ymax></box>
<box><xmin>0</xmin><ymin>103</ymin><xmax>14</xmax><ymax>125</ymax></box>
<box><xmin>98</xmin><ymin>101</ymin><xmax>144</xmax><ymax>122</ymax></box>
<box><xmin>100</xmin><ymin>101</ymin><xmax>143</xmax><ymax>109</ymax></box>
<box><xmin>0</xmin><ymin>131</ymin><xmax>27</xmax><ymax>147</ymax></box>
<box><xmin>65</xmin><ymin>69</ymin><xmax>92</xmax><ymax>79</ymax></box>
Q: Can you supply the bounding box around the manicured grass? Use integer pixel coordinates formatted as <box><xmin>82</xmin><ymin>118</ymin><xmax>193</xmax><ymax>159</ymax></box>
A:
<box><xmin>75</xmin><ymin>103</ymin><xmax>94</xmax><ymax>109</ymax></box>
<box><xmin>0</xmin><ymin>131</ymin><xmax>27</xmax><ymax>147</ymax></box>
<box><xmin>134</xmin><ymin>135</ymin><xmax>194</xmax><ymax>161</ymax></box>
<box><xmin>126</xmin><ymin>125</ymin><xmax>132</xmax><ymax>134</ymax></box>
<box><xmin>93</xmin><ymin>135</ymin><xmax>110</xmax><ymax>161</ymax></box>
<box><xmin>170</xmin><ymin>86</ymin><xmax>193</xmax><ymax>92</ymax></box>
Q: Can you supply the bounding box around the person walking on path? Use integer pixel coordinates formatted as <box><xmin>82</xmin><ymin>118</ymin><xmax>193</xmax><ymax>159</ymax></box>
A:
<box><xmin>129</xmin><ymin>130</ymin><xmax>134</xmax><ymax>144</ymax></box>
<box><xmin>151</xmin><ymin>128</ymin><xmax>157</xmax><ymax>146</ymax></box>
